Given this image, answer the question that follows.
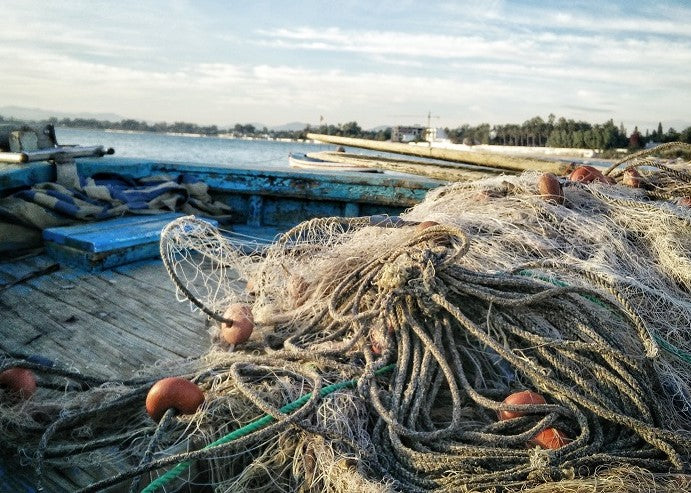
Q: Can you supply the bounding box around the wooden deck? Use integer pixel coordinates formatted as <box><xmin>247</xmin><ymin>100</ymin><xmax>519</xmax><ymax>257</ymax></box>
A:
<box><xmin>0</xmin><ymin>253</ymin><xmax>211</xmax><ymax>492</ymax></box>
<box><xmin>0</xmin><ymin>153</ymin><xmax>446</xmax><ymax>491</ymax></box>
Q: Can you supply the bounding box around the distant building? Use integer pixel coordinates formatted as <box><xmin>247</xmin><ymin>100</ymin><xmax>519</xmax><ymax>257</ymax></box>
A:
<box><xmin>427</xmin><ymin>127</ymin><xmax>448</xmax><ymax>142</ymax></box>
<box><xmin>392</xmin><ymin>126</ymin><xmax>448</xmax><ymax>143</ymax></box>
<box><xmin>391</xmin><ymin>125</ymin><xmax>425</xmax><ymax>143</ymax></box>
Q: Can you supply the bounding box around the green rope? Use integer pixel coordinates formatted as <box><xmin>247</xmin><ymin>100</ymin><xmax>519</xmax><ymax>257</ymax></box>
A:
<box><xmin>653</xmin><ymin>335</ymin><xmax>691</xmax><ymax>364</ymax></box>
<box><xmin>518</xmin><ymin>270</ymin><xmax>691</xmax><ymax>364</ymax></box>
<box><xmin>140</xmin><ymin>364</ymin><xmax>395</xmax><ymax>493</ymax></box>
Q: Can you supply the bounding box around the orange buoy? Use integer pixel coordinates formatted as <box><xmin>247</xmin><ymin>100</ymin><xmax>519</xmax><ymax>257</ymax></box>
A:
<box><xmin>537</xmin><ymin>173</ymin><xmax>564</xmax><ymax>204</ymax></box>
<box><xmin>145</xmin><ymin>377</ymin><xmax>204</xmax><ymax>421</ymax></box>
<box><xmin>531</xmin><ymin>427</ymin><xmax>570</xmax><ymax>449</ymax></box>
<box><xmin>568</xmin><ymin>165</ymin><xmax>607</xmax><ymax>184</ymax></box>
<box><xmin>622</xmin><ymin>167</ymin><xmax>642</xmax><ymax>188</ymax></box>
<box><xmin>220</xmin><ymin>303</ymin><xmax>254</xmax><ymax>345</ymax></box>
<box><xmin>0</xmin><ymin>368</ymin><xmax>37</xmax><ymax>399</ymax></box>
<box><xmin>498</xmin><ymin>390</ymin><xmax>547</xmax><ymax>420</ymax></box>
<box><xmin>416</xmin><ymin>220</ymin><xmax>439</xmax><ymax>230</ymax></box>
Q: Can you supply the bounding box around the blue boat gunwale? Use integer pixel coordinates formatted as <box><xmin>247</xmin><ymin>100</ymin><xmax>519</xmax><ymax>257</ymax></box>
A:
<box><xmin>1</xmin><ymin>157</ymin><xmax>444</xmax><ymax>204</ymax></box>
<box><xmin>0</xmin><ymin>161</ymin><xmax>55</xmax><ymax>192</ymax></box>
<box><xmin>288</xmin><ymin>152</ymin><xmax>327</xmax><ymax>163</ymax></box>
<box><xmin>74</xmin><ymin>156</ymin><xmax>444</xmax><ymax>206</ymax></box>
<box><xmin>1</xmin><ymin>156</ymin><xmax>445</xmax><ymax>269</ymax></box>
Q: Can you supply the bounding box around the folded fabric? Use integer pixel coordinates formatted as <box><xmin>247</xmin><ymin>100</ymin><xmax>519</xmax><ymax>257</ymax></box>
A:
<box><xmin>0</xmin><ymin>172</ymin><xmax>233</xmax><ymax>230</ymax></box>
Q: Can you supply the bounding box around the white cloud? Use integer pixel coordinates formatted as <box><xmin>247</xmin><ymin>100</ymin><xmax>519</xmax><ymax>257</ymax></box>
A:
<box><xmin>0</xmin><ymin>0</ymin><xmax>688</xmax><ymax>129</ymax></box>
<box><xmin>257</xmin><ymin>27</ymin><xmax>529</xmax><ymax>61</ymax></box>
<box><xmin>257</xmin><ymin>25</ymin><xmax>691</xmax><ymax>70</ymax></box>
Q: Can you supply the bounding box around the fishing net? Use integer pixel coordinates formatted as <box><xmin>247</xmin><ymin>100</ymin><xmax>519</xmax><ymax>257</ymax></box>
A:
<box><xmin>1</xmin><ymin>143</ymin><xmax>691</xmax><ymax>492</ymax></box>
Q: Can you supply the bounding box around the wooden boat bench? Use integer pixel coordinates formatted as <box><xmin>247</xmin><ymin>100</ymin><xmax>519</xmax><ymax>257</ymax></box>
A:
<box><xmin>43</xmin><ymin>212</ymin><xmax>217</xmax><ymax>271</ymax></box>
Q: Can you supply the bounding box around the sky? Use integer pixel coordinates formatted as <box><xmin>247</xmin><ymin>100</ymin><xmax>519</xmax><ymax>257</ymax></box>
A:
<box><xmin>2</xmin><ymin>0</ymin><xmax>690</xmax><ymax>132</ymax></box>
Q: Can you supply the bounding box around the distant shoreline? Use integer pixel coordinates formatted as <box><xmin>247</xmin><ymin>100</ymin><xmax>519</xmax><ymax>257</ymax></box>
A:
<box><xmin>92</xmin><ymin>127</ymin><xmax>615</xmax><ymax>164</ymax></box>
<box><xmin>101</xmin><ymin>128</ymin><xmax>320</xmax><ymax>144</ymax></box>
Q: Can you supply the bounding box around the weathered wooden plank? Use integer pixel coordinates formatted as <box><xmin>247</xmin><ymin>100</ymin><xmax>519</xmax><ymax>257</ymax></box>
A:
<box><xmin>44</xmin><ymin>240</ymin><xmax>167</xmax><ymax>271</ymax></box>
<box><xmin>1</xmin><ymin>288</ymin><xmax>141</xmax><ymax>377</ymax></box>
<box><xmin>0</xmin><ymin>255</ymin><xmax>214</xmax><ymax>491</ymax></box>
<box><xmin>0</xmin><ymin>162</ymin><xmax>54</xmax><ymax>192</ymax></box>
<box><xmin>0</xmin><ymin>257</ymin><xmax>62</xmax><ymax>350</ymax></box>
<box><xmin>60</xmin><ymin>272</ymin><xmax>211</xmax><ymax>353</ymax></box>
<box><xmin>76</xmin><ymin>158</ymin><xmax>444</xmax><ymax>207</ymax></box>
<box><xmin>188</xmin><ymin>168</ymin><xmax>439</xmax><ymax>206</ymax></box>
<box><xmin>29</xmin><ymin>267</ymin><xmax>207</xmax><ymax>355</ymax></box>
<box><xmin>1</xmin><ymin>459</ymin><xmax>85</xmax><ymax>493</ymax></box>
<box><xmin>42</xmin><ymin>213</ymin><xmax>220</xmax><ymax>271</ymax></box>
<box><xmin>307</xmin><ymin>133</ymin><xmax>572</xmax><ymax>175</ymax></box>
<box><xmin>42</xmin><ymin>213</ymin><xmax>184</xmax><ymax>250</ymax></box>
<box><xmin>45</xmin><ymin>255</ymin><xmax>208</xmax><ymax>339</ymax></box>
<box><xmin>113</xmin><ymin>259</ymin><xmax>181</xmax><ymax>294</ymax></box>
<box><xmin>310</xmin><ymin>151</ymin><xmax>503</xmax><ymax>182</ymax></box>
<box><xmin>0</xmin><ymin>256</ymin><xmax>209</xmax><ymax>377</ymax></box>
<box><xmin>0</xmin><ymin>295</ymin><xmax>45</xmax><ymax>348</ymax></box>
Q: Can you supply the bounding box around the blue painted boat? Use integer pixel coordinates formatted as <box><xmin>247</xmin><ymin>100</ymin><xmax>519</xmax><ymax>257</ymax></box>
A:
<box><xmin>1</xmin><ymin>131</ymin><xmax>442</xmax><ymax>268</ymax></box>
<box><xmin>0</xmin><ymin>125</ymin><xmax>444</xmax><ymax>491</ymax></box>
<box><xmin>288</xmin><ymin>151</ymin><xmax>382</xmax><ymax>173</ymax></box>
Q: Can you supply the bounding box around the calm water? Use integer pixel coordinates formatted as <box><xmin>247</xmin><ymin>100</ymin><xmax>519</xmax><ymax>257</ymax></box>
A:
<box><xmin>54</xmin><ymin>127</ymin><xmax>602</xmax><ymax>172</ymax></box>
<box><xmin>55</xmin><ymin>127</ymin><xmax>338</xmax><ymax>170</ymax></box>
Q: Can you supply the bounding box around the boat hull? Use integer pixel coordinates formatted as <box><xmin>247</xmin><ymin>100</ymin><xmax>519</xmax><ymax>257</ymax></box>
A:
<box><xmin>288</xmin><ymin>152</ymin><xmax>381</xmax><ymax>172</ymax></box>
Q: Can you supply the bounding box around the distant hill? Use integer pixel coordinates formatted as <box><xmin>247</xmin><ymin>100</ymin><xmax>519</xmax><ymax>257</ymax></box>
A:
<box><xmin>0</xmin><ymin>107</ymin><xmax>394</xmax><ymax>134</ymax></box>
<box><xmin>270</xmin><ymin>121</ymin><xmax>311</xmax><ymax>132</ymax></box>
<box><xmin>0</xmin><ymin>105</ymin><xmax>124</xmax><ymax>122</ymax></box>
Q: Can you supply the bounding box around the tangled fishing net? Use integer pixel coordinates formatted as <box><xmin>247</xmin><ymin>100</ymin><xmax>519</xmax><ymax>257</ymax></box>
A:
<box><xmin>2</xmin><ymin>143</ymin><xmax>691</xmax><ymax>492</ymax></box>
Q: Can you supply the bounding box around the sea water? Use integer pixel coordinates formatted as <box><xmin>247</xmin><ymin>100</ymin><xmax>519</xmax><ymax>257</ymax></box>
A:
<box><xmin>55</xmin><ymin>127</ymin><xmax>338</xmax><ymax>169</ymax></box>
<box><xmin>54</xmin><ymin>127</ymin><xmax>602</xmax><ymax>172</ymax></box>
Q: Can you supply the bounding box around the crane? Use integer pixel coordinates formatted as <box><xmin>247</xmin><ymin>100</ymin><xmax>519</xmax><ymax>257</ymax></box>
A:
<box><xmin>390</xmin><ymin>111</ymin><xmax>440</xmax><ymax>126</ymax></box>
<box><xmin>425</xmin><ymin>110</ymin><xmax>440</xmax><ymax>130</ymax></box>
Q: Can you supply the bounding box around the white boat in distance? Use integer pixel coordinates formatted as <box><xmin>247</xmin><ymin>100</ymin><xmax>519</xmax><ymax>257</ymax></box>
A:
<box><xmin>288</xmin><ymin>152</ymin><xmax>381</xmax><ymax>173</ymax></box>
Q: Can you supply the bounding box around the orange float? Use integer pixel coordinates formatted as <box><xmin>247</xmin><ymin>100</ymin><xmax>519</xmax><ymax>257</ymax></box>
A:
<box><xmin>568</xmin><ymin>165</ymin><xmax>608</xmax><ymax>184</ymax></box>
<box><xmin>531</xmin><ymin>427</ymin><xmax>570</xmax><ymax>449</ymax></box>
<box><xmin>145</xmin><ymin>377</ymin><xmax>204</xmax><ymax>421</ymax></box>
<box><xmin>498</xmin><ymin>390</ymin><xmax>547</xmax><ymax>420</ymax></box>
<box><xmin>416</xmin><ymin>220</ymin><xmax>440</xmax><ymax>230</ymax></box>
<box><xmin>220</xmin><ymin>303</ymin><xmax>254</xmax><ymax>345</ymax></box>
<box><xmin>622</xmin><ymin>167</ymin><xmax>642</xmax><ymax>188</ymax></box>
<box><xmin>537</xmin><ymin>173</ymin><xmax>564</xmax><ymax>204</ymax></box>
<box><xmin>0</xmin><ymin>368</ymin><xmax>37</xmax><ymax>399</ymax></box>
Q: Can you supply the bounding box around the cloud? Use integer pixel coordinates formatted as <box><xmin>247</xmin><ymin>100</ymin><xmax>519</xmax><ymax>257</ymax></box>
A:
<box><xmin>1</xmin><ymin>0</ymin><xmax>688</xmax><ymax>130</ymax></box>
<box><xmin>564</xmin><ymin>105</ymin><xmax>613</xmax><ymax>114</ymax></box>
<box><xmin>257</xmin><ymin>25</ymin><xmax>691</xmax><ymax>68</ymax></box>
<box><xmin>254</xmin><ymin>24</ymin><xmax>691</xmax><ymax>96</ymax></box>
<box><xmin>257</xmin><ymin>27</ymin><xmax>528</xmax><ymax>61</ymax></box>
<box><xmin>437</xmin><ymin>1</ymin><xmax>691</xmax><ymax>38</ymax></box>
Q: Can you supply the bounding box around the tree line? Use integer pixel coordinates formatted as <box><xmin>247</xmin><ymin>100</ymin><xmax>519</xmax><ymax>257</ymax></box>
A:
<box><xmin>0</xmin><ymin>113</ymin><xmax>688</xmax><ymax>150</ymax></box>
<box><xmin>0</xmin><ymin>114</ymin><xmax>392</xmax><ymax>142</ymax></box>
<box><xmin>445</xmin><ymin>114</ymin><xmax>691</xmax><ymax>150</ymax></box>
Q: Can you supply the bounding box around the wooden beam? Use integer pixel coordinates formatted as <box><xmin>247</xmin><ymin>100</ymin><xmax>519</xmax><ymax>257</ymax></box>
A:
<box><xmin>307</xmin><ymin>133</ymin><xmax>571</xmax><ymax>175</ymax></box>
<box><xmin>309</xmin><ymin>151</ymin><xmax>503</xmax><ymax>182</ymax></box>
